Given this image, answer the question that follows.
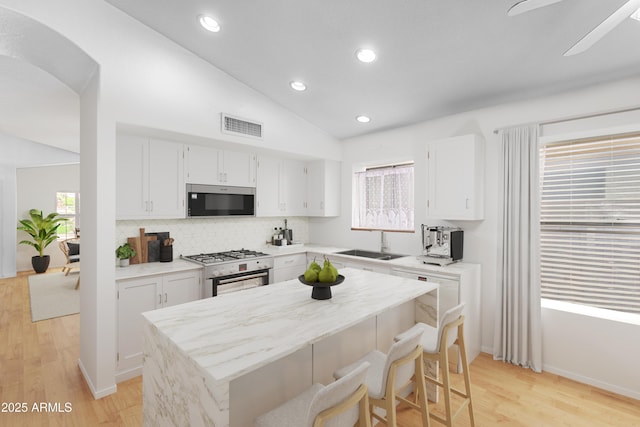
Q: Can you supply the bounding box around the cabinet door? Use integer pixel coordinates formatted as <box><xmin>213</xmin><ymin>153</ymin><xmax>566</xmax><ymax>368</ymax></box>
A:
<box><xmin>148</xmin><ymin>139</ymin><xmax>185</xmax><ymax>218</ymax></box>
<box><xmin>281</xmin><ymin>159</ymin><xmax>307</xmax><ymax>216</ymax></box>
<box><xmin>256</xmin><ymin>156</ymin><xmax>281</xmax><ymax>216</ymax></box>
<box><xmin>163</xmin><ymin>270</ymin><xmax>202</xmax><ymax>307</ymax></box>
<box><xmin>185</xmin><ymin>144</ymin><xmax>221</xmax><ymax>185</ymax></box>
<box><xmin>426</xmin><ymin>135</ymin><xmax>484</xmax><ymax>220</ymax></box>
<box><xmin>117</xmin><ymin>276</ymin><xmax>162</xmax><ymax>373</ymax></box>
<box><xmin>273</xmin><ymin>253</ymin><xmax>306</xmax><ymax>282</ymax></box>
<box><xmin>116</xmin><ymin>134</ymin><xmax>149</xmax><ymax>219</ymax></box>
<box><xmin>306</xmin><ymin>160</ymin><xmax>341</xmax><ymax>217</ymax></box>
<box><xmin>222</xmin><ymin>151</ymin><xmax>257</xmax><ymax>187</ymax></box>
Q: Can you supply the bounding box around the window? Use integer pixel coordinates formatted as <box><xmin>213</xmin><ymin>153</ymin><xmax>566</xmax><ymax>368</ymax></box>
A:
<box><xmin>539</xmin><ymin>132</ymin><xmax>640</xmax><ymax>315</ymax></box>
<box><xmin>56</xmin><ymin>192</ymin><xmax>80</xmax><ymax>239</ymax></box>
<box><xmin>352</xmin><ymin>163</ymin><xmax>414</xmax><ymax>231</ymax></box>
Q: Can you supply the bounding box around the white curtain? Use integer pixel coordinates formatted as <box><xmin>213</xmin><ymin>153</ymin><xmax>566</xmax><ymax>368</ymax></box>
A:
<box><xmin>353</xmin><ymin>164</ymin><xmax>414</xmax><ymax>230</ymax></box>
<box><xmin>493</xmin><ymin>125</ymin><xmax>542</xmax><ymax>372</ymax></box>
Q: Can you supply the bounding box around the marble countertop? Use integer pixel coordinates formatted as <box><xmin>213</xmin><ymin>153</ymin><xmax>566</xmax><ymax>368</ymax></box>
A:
<box><xmin>263</xmin><ymin>243</ymin><xmax>478</xmax><ymax>276</ymax></box>
<box><xmin>142</xmin><ymin>267</ymin><xmax>438</xmax><ymax>384</ymax></box>
<box><xmin>115</xmin><ymin>259</ymin><xmax>202</xmax><ymax>280</ymax></box>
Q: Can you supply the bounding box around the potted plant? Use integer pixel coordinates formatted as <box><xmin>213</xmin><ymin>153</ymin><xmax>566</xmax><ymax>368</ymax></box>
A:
<box><xmin>17</xmin><ymin>209</ymin><xmax>68</xmax><ymax>274</ymax></box>
<box><xmin>116</xmin><ymin>243</ymin><xmax>137</xmax><ymax>267</ymax></box>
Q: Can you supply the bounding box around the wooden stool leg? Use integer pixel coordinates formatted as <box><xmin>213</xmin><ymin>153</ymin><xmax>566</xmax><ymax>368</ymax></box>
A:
<box><xmin>75</xmin><ymin>277</ymin><xmax>80</xmax><ymax>290</ymax></box>
<box><xmin>415</xmin><ymin>355</ymin><xmax>431</xmax><ymax>427</ymax></box>
<box><xmin>458</xmin><ymin>328</ymin><xmax>475</xmax><ymax>426</ymax></box>
<box><xmin>440</xmin><ymin>344</ymin><xmax>454</xmax><ymax>427</ymax></box>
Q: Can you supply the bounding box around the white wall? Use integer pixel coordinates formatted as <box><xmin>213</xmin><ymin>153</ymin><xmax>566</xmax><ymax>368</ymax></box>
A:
<box><xmin>15</xmin><ymin>164</ymin><xmax>80</xmax><ymax>271</ymax></box>
<box><xmin>310</xmin><ymin>75</ymin><xmax>640</xmax><ymax>399</ymax></box>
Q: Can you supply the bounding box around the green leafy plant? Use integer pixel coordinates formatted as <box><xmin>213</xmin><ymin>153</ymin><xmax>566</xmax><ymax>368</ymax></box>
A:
<box><xmin>17</xmin><ymin>209</ymin><xmax>68</xmax><ymax>256</ymax></box>
<box><xmin>115</xmin><ymin>243</ymin><xmax>137</xmax><ymax>260</ymax></box>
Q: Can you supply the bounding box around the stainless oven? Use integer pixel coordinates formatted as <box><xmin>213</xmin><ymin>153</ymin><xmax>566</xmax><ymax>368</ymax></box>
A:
<box><xmin>212</xmin><ymin>269</ymin><xmax>271</xmax><ymax>296</ymax></box>
<box><xmin>182</xmin><ymin>250</ymin><xmax>273</xmax><ymax>298</ymax></box>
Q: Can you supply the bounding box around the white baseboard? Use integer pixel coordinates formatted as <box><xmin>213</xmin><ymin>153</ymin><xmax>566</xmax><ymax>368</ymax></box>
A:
<box><xmin>115</xmin><ymin>366</ymin><xmax>142</xmax><ymax>383</ymax></box>
<box><xmin>77</xmin><ymin>358</ymin><xmax>117</xmax><ymax>399</ymax></box>
<box><xmin>479</xmin><ymin>348</ymin><xmax>639</xmax><ymax>400</ymax></box>
<box><xmin>542</xmin><ymin>363</ymin><xmax>640</xmax><ymax>400</ymax></box>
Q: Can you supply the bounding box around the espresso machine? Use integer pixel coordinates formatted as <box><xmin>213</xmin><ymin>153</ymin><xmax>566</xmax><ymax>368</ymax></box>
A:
<box><xmin>418</xmin><ymin>224</ymin><xmax>464</xmax><ymax>266</ymax></box>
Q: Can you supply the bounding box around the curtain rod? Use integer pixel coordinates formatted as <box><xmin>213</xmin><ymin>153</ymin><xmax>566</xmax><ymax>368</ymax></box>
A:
<box><xmin>492</xmin><ymin>105</ymin><xmax>640</xmax><ymax>135</ymax></box>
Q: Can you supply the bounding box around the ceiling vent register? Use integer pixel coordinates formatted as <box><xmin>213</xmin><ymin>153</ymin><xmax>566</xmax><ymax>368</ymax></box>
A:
<box><xmin>221</xmin><ymin>114</ymin><xmax>263</xmax><ymax>139</ymax></box>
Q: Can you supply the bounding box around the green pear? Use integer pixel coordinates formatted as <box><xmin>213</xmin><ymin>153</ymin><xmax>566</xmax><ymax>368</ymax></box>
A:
<box><xmin>324</xmin><ymin>256</ymin><xmax>339</xmax><ymax>277</ymax></box>
<box><xmin>309</xmin><ymin>258</ymin><xmax>321</xmax><ymax>272</ymax></box>
<box><xmin>304</xmin><ymin>267</ymin><xmax>319</xmax><ymax>282</ymax></box>
<box><xmin>319</xmin><ymin>260</ymin><xmax>337</xmax><ymax>283</ymax></box>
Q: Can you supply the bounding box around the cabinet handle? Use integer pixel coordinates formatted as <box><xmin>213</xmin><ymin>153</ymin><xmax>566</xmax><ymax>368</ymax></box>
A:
<box><xmin>465</xmin><ymin>198</ymin><xmax>470</xmax><ymax>209</ymax></box>
<box><xmin>150</xmin><ymin>201</ymin><xmax>154</xmax><ymax>212</ymax></box>
<box><xmin>158</xmin><ymin>294</ymin><xmax>162</xmax><ymax>305</ymax></box>
<box><xmin>164</xmin><ymin>293</ymin><xmax>167</xmax><ymax>304</ymax></box>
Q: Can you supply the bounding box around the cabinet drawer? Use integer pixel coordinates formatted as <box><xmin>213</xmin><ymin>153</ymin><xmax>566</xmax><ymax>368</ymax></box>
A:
<box><xmin>274</xmin><ymin>253</ymin><xmax>307</xmax><ymax>269</ymax></box>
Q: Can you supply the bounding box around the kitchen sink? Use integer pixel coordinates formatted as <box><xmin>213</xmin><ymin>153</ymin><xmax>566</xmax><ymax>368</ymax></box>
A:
<box><xmin>335</xmin><ymin>249</ymin><xmax>407</xmax><ymax>261</ymax></box>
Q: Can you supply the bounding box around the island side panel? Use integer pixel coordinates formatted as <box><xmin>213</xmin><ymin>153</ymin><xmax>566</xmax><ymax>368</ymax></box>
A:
<box><xmin>229</xmin><ymin>346</ymin><xmax>312</xmax><ymax>427</ymax></box>
<box><xmin>312</xmin><ymin>317</ymin><xmax>377</xmax><ymax>385</ymax></box>
<box><xmin>143</xmin><ymin>320</ymin><xmax>230</xmax><ymax>427</ymax></box>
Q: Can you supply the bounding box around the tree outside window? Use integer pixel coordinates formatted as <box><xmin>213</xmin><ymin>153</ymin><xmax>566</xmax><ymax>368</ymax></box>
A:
<box><xmin>56</xmin><ymin>192</ymin><xmax>80</xmax><ymax>239</ymax></box>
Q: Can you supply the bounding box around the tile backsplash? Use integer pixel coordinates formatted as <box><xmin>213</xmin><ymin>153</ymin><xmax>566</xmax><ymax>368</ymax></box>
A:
<box><xmin>116</xmin><ymin>217</ymin><xmax>309</xmax><ymax>256</ymax></box>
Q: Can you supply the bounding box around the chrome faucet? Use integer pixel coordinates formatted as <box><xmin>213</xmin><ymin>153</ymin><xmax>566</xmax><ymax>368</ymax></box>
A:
<box><xmin>380</xmin><ymin>231</ymin><xmax>389</xmax><ymax>253</ymax></box>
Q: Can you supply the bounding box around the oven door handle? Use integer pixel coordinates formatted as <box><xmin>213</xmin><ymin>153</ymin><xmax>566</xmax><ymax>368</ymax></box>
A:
<box><xmin>217</xmin><ymin>271</ymin><xmax>269</xmax><ymax>285</ymax></box>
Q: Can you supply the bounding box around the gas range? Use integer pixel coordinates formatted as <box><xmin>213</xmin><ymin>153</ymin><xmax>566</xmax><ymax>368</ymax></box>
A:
<box><xmin>184</xmin><ymin>249</ymin><xmax>271</xmax><ymax>266</ymax></box>
<box><xmin>184</xmin><ymin>249</ymin><xmax>274</xmax><ymax>298</ymax></box>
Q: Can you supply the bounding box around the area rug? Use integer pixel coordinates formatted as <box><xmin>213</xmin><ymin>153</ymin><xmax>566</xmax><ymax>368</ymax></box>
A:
<box><xmin>28</xmin><ymin>272</ymin><xmax>80</xmax><ymax>322</ymax></box>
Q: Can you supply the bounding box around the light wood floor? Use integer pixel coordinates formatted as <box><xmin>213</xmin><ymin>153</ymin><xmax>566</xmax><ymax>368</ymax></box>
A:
<box><xmin>2</xmin><ymin>271</ymin><xmax>639</xmax><ymax>426</ymax></box>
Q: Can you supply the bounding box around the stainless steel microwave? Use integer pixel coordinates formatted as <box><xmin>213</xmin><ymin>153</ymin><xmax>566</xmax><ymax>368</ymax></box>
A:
<box><xmin>186</xmin><ymin>184</ymin><xmax>255</xmax><ymax>217</ymax></box>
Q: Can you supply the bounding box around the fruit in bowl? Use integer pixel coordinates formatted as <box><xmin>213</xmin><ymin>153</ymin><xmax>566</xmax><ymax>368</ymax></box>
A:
<box><xmin>303</xmin><ymin>256</ymin><xmax>338</xmax><ymax>283</ymax></box>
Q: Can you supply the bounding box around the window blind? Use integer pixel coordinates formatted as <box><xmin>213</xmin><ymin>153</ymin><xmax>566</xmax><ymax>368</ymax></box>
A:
<box><xmin>539</xmin><ymin>132</ymin><xmax>640</xmax><ymax>315</ymax></box>
<box><xmin>352</xmin><ymin>163</ymin><xmax>414</xmax><ymax>231</ymax></box>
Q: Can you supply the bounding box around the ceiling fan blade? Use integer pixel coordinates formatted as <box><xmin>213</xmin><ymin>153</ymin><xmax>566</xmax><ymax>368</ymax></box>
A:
<box><xmin>507</xmin><ymin>0</ymin><xmax>566</xmax><ymax>16</ymax></box>
<box><xmin>564</xmin><ymin>0</ymin><xmax>640</xmax><ymax>56</ymax></box>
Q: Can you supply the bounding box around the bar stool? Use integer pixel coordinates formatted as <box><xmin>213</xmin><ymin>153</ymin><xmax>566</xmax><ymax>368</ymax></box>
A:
<box><xmin>255</xmin><ymin>361</ymin><xmax>371</xmax><ymax>427</ymax></box>
<box><xmin>396</xmin><ymin>303</ymin><xmax>475</xmax><ymax>427</ymax></box>
<box><xmin>333</xmin><ymin>326</ymin><xmax>430</xmax><ymax>427</ymax></box>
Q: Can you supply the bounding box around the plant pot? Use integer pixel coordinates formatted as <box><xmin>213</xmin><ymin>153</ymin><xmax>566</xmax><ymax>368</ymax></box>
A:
<box><xmin>119</xmin><ymin>258</ymin><xmax>130</xmax><ymax>267</ymax></box>
<box><xmin>32</xmin><ymin>255</ymin><xmax>50</xmax><ymax>274</ymax></box>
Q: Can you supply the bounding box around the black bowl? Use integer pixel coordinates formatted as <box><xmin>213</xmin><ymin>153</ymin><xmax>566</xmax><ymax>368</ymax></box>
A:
<box><xmin>298</xmin><ymin>274</ymin><xmax>345</xmax><ymax>300</ymax></box>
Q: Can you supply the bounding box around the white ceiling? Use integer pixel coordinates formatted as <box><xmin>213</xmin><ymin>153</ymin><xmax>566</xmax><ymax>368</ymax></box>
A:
<box><xmin>104</xmin><ymin>0</ymin><xmax>640</xmax><ymax>140</ymax></box>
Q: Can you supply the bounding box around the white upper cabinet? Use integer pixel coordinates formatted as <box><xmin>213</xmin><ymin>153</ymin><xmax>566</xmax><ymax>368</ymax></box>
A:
<box><xmin>185</xmin><ymin>145</ymin><xmax>256</xmax><ymax>187</ymax></box>
<box><xmin>256</xmin><ymin>156</ymin><xmax>306</xmax><ymax>216</ymax></box>
<box><xmin>116</xmin><ymin>134</ymin><xmax>185</xmax><ymax>219</ymax></box>
<box><xmin>256</xmin><ymin>156</ymin><xmax>281</xmax><ymax>216</ymax></box>
<box><xmin>306</xmin><ymin>160</ymin><xmax>341</xmax><ymax>217</ymax></box>
<box><xmin>257</xmin><ymin>156</ymin><xmax>342</xmax><ymax>217</ymax></box>
<box><xmin>222</xmin><ymin>150</ymin><xmax>257</xmax><ymax>187</ymax></box>
<box><xmin>281</xmin><ymin>158</ymin><xmax>307</xmax><ymax>216</ymax></box>
<box><xmin>426</xmin><ymin>134</ymin><xmax>484</xmax><ymax>220</ymax></box>
<box><xmin>185</xmin><ymin>144</ymin><xmax>220</xmax><ymax>186</ymax></box>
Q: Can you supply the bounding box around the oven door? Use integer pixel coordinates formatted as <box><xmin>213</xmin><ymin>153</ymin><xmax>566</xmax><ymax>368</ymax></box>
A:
<box><xmin>212</xmin><ymin>269</ymin><xmax>270</xmax><ymax>296</ymax></box>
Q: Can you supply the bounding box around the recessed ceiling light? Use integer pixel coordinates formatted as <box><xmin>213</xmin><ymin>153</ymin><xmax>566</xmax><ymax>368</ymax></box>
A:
<box><xmin>356</xmin><ymin>115</ymin><xmax>371</xmax><ymax>123</ymax></box>
<box><xmin>290</xmin><ymin>81</ymin><xmax>307</xmax><ymax>91</ymax></box>
<box><xmin>356</xmin><ymin>48</ymin><xmax>376</xmax><ymax>63</ymax></box>
<box><xmin>199</xmin><ymin>15</ymin><xmax>220</xmax><ymax>32</ymax></box>
<box><xmin>631</xmin><ymin>8</ymin><xmax>640</xmax><ymax>21</ymax></box>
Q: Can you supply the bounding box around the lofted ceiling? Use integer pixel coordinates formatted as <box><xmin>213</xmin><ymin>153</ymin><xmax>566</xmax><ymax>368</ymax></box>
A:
<box><xmin>104</xmin><ymin>0</ymin><xmax>640</xmax><ymax>140</ymax></box>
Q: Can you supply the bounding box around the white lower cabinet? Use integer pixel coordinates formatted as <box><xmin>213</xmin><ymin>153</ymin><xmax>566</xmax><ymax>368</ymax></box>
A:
<box><xmin>116</xmin><ymin>270</ymin><xmax>201</xmax><ymax>381</ymax></box>
<box><xmin>272</xmin><ymin>253</ymin><xmax>307</xmax><ymax>283</ymax></box>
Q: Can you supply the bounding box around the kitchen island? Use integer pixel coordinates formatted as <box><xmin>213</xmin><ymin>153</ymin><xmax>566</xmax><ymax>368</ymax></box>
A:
<box><xmin>141</xmin><ymin>268</ymin><xmax>438</xmax><ymax>427</ymax></box>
